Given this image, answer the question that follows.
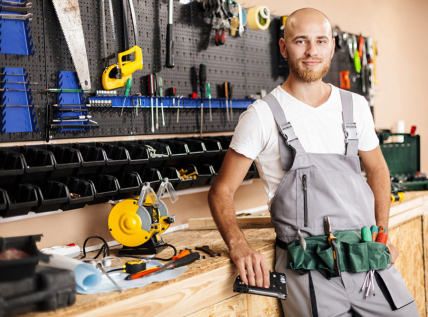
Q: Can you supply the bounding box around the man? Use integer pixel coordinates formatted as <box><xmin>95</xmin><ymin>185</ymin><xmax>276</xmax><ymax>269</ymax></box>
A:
<box><xmin>208</xmin><ymin>8</ymin><xmax>419</xmax><ymax>317</ymax></box>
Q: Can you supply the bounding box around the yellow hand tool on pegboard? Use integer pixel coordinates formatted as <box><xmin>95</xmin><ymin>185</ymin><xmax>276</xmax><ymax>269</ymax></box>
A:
<box><xmin>102</xmin><ymin>0</ymin><xmax>143</xmax><ymax>90</ymax></box>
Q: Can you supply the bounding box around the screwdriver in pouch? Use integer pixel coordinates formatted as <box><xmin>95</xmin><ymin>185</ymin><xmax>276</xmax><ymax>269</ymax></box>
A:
<box><xmin>199</xmin><ymin>63</ymin><xmax>207</xmax><ymax>135</ymax></box>
<box><xmin>148</xmin><ymin>74</ymin><xmax>155</xmax><ymax>132</ymax></box>
<box><xmin>157</xmin><ymin>75</ymin><xmax>165</xmax><ymax>126</ymax></box>
<box><xmin>324</xmin><ymin>216</ymin><xmax>341</xmax><ymax>277</ymax></box>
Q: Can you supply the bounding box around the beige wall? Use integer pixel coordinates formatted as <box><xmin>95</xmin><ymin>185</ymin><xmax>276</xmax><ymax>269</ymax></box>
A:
<box><xmin>2</xmin><ymin>0</ymin><xmax>427</xmax><ymax>248</ymax></box>
<box><xmin>250</xmin><ymin>0</ymin><xmax>428</xmax><ymax>171</ymax></box>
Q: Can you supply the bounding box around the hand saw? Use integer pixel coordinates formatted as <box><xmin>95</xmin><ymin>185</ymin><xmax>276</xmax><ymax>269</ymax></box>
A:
<box><xmin>51</xmin><ymin>0</ymin><xmax>91</xmax><ymax>91</ymax></box>
<box><xmin>102</xmin><ymin>0</ymin><xmax>143</xmax><ymax>90</ymax></box>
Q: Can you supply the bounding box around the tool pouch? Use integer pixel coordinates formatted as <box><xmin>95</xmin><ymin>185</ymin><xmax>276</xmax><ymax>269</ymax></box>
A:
<box><xmin>286</xmin><ymin>230</ymin><xmax>391</xmax><ymax>274</ymax></box>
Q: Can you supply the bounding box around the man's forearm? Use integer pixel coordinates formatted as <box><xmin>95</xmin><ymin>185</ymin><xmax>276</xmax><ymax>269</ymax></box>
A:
<box><xmin>208</xmin><ymin>187</ymin><xmax>248</xmax><ymax>249</ymax></box>
<box><xmin>366</xmin><ymin>166</ymin><xmax>391</xmax><ymax>231</ymax></box>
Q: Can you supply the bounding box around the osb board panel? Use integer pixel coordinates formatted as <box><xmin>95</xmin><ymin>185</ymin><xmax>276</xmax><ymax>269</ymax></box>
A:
<box><xmin>188</xmin><ymin>216</ymin><xmax>272</xmax><ymax>230</ymax></box>
<box><xmin>388</xmin><ymin>217</ymin><xmax>426</xmax><ymax>317</ymax></box>
<box><xmin>21</xmin><ymin>228</ymin><xmax>277</xmax><ymax>317</ymax></box>
<box><xmin>390</xmin><ymin>192</ymin><xmax>426</xmax><ymax>217</ymax></box>
<box><xmin>424</xmin><ymin>215</ymin><xmax>428</xmax><ymax>317</ymax></box>
<box><xmin>189</xmin><ymin>294</ymin><xmax>282</xmax><ymax>317</ymax></box>
<box><xmin>189</xmin><ymin>294</ymin><xmax>248</xmax><ymax>317</ymax></box>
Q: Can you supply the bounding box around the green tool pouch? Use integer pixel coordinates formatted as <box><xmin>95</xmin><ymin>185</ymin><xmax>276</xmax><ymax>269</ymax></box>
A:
<box><xmin>286</xmin><ymin>230</ymin><xmax>391</xmax><ymax>274</ymax></box>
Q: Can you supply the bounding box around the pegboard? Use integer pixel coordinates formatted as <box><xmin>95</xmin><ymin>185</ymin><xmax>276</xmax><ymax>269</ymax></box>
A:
<box><xmin>0</xmin><ymin>0</ymin><xmax>370</xmax><ymax>142</ymax></box>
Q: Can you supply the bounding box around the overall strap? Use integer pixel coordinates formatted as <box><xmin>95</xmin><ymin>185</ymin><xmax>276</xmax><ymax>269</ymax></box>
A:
<box><xmin>339</xmin><ymin>89</ymin><xmax>359</xmax><ymax>156</ymax></box>
<box><xmin>262</xmin><ymin>94</ymin><xmax>306</xmax><ymax>163</ymax></box>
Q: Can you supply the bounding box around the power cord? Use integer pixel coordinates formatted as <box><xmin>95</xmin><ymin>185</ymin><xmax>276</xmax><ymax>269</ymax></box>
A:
<box><xmin>81</xmin><ymin>236</ymin><xmax>110</xmax><ymax>259</ymax></box>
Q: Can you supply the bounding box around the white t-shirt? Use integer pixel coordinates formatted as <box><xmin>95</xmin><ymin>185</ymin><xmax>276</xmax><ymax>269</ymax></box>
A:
<box><xmin>230</xmin><ymin>85</ymin><xmax>379</xmax><ymax>204</ymax></box>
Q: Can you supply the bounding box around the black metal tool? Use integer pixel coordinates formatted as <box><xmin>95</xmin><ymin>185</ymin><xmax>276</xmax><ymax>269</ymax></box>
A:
<box><xmin>166</xmin><ymin>0</ymin><xmax>174</xmax><ymax>68</ymax></box>
<box><xmin>324</xmin><ymin>216</ymin><xmax>341</xmax><ymax>277</ymax></box>
<box><xmin>233</xmin><ymin>271</ymin><xmax>288</xmax><ymax>300</ymax></box>
<box><xmin>195</xmin><ymin>245</ymin><xmax>220</xmax><ymax>257</ymax></box>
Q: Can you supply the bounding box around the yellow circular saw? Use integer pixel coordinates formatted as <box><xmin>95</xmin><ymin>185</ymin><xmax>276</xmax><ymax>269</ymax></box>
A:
<box><xmin>108</xmin><ymin>179</ymin><xmax>177</xmax><ymax>252</ymax></box>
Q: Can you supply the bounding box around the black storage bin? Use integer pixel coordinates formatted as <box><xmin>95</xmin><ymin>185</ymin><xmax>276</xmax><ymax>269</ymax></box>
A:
<box><xmin>0</xmin><ymin>149</ymin><xmax>25</xmax><ymax>185</ymax></box>
<box><xmin>94</xmin><ymin>142</ymin><xmax>130</xmax><ymax>174</ymax></box>
<box><xmin>116</xmin><ymin>141</ymin><xmax>151</xmax><ymax>172</ymax></box>
<box><xmin>175</xmin><ymin>138</ymin><xmax>206</xmax><ymax>164</ymax></box>
<box><xmin>193</xmin><ymin>164</ymin><xmax>215</xmax><ymax>187</ymax></box>
<box><xmin>62</xmin><ymin>143</ymin><xmax>107</xmax><ymax>175</ymax></box>
<box><xmin>175</xmin><ymin>164</ymin><xmax>198</xmax><ymax>190</ymax></box>
<box><xmin>160</xmin><ymin>167</ymin><xmax>181</xmax><ymax>187</ymax></box>
<box><xmin>244</xmin><ymin>162</ymin><xmax>258</xmax><ymax>181</ymax></box>
<box><xmin>0</xmin><ymin>146</ymin><xmax>54</xmax><ymax>182</ymax></box>
<box><xmin>141</xmin><ymin>168</ymin><xmax>163</xmax><ymax>191</ymax></box>
<box><xmin>0</xmin><ymin>188</ymin><xmax>8</xmax><ymax>213</ymax></box>
<box><xmin>60</xmin><ymin>177</ymin><xmax>95</xmax><ymax>211</ymax></box>
<box><xmin>0</xmin><ymin>234</ymin><xmax>50</xmax><ymax>282</ymax></box>
<box><xmin>200</xmin><ymin>138</ymin><xmax>223</xmax><ymax>162</ymax></box>
<box><xmin>29</xmin><ymin>145</ymin><xmax>82</xmax><ymax>178</ymax></box>
<box><xmin>87</xmin><ymin>174</ymin><xmax>120</xmax><ymax>205</ymax></box>
<box><xmin>1</xmin><ymin>184</ymin><xmax>38</xmax><ymax>218</ymax></box>
<box><xmin>114</xmin><ymin>172</ymin><xmax>142</xmax><ymax>200</ymax></box>
<box><xmin>156</xmin><ymin>139</ymin><xmax>189</xmax><ymax>166</ymax></box>
<box><xmin>209</xmin><ymin>136</ymin><xmax>232</xmax><ymax>162</ymax></box>
<box><xmin>0</xmin><ymin>266</ymin><xmax>76</xmax><ymax>317</ymax></box>
<box><xmin>31</xmin><ymin>180</ymin><xmax>70</xmax><ymax>213</ymax></box>
<box><xmin>137</xmin><ymin>141</ymin><xmax>170</xmax><ymax>168</ymax></box>
<box><xmin>208</xmin><ymin>164</ymin><xmax>219</xmax><ymax>185</ymax></box>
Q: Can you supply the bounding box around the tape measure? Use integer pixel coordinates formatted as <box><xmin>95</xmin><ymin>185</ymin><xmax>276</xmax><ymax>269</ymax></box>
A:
<box><xmin>247</xmin><ymin>6</ymin><xmax>270</xmax><ymax>30</ymax></box>
<box><xmin>124</xmin><ymin>260</ymin><xmax>147</xmax><ymax>274</ymax></box>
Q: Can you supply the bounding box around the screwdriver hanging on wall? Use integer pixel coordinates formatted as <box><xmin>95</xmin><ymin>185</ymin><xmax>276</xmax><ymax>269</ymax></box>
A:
<box><xmin>190</xmin><ymin>66</ymin><xmax>198</xmax><ymax>99</ymax></box>
<box><xmin>224</xmin><ymin>82</ymin><xmax>230</xmax><ymax>121</ymax></box>
<box><xmin>148</xmin><ymin>74</ymin><xmax>156</xmax><ymax>133</ymax></box>
<box><xmin>207</xmin><ymin>83</ymin><xmax>212</xmax><ymax>122</ymax></box>
<box><xmin>199</xmin><ymin>63</ymin><xmax>207</xmax><ymax>135</ymax></box>
<box><xmin>157</xmin><ymin>75</ymin><xmax>165</xmax><ymax>126</ymax></box>
<box><xmin>166</xmin><ymin>0</ymin><xmax>174</xmax><ymax>68</ymax></box>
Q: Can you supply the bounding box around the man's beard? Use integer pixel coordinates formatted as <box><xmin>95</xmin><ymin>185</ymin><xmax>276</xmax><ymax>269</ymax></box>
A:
<box><xmin>288</xmin><ymin>57</ymin><xmax>331</xmax><ymax>83</ymax></box>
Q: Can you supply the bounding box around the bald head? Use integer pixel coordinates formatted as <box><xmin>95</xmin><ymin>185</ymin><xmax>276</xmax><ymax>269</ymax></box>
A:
<box><xmin>284</xmin><ymin>8</ymin><xmax>332</xmax><ymax>41</ymax></box>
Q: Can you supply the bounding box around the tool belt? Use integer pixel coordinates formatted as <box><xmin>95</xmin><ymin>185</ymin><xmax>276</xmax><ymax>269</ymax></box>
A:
<box><xmin>277</xmin><ymin>230</ymin><xmax>391</xmax><ymax>275</ymax></box>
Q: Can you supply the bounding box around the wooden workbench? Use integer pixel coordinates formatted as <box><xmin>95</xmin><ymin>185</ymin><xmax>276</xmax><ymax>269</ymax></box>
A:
<box><xmin>22</xmin><ymin>191</ymin><xmax>428</xmax><ymax>317</ymax></box>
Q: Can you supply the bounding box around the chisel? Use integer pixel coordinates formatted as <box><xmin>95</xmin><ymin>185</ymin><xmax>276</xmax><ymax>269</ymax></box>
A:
<box><xmin>125</xmin><ymin>252</ymin><xmax>200</xmax><ymax>280</ymax></box>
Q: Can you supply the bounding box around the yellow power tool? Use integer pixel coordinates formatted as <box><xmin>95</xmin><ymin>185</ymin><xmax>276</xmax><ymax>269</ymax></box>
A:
<box><xmin>102</xmin><ymin>0</ymin><xmax>143</xmax><ymax>90</ymax></box>
<box><xmin>108</xmin><ymin>179</ymin><xmax>177</xmax><ymax>255</ymax></box>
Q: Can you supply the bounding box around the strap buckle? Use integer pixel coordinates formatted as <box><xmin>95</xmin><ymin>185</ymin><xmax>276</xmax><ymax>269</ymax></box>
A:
<box><xmin>343</xmin><ymin>122</ymin><xmax>358</xmax><ymax>143</ymax></box>
<box><xmin>279</xmin><ymin>122</ymin><xmax>298</xmax><ymax>145</ymax></box>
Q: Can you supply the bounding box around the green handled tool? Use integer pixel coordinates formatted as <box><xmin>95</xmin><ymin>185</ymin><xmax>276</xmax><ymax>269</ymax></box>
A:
<box><xmin>157</xmin><ymin>75</ymin><xmax>165</xmax><ymax>126</ymax></box>
<box><xmin>121</xmin><ymin>78</ymin><xmax>132</xmax><ymax>116</ymax></box>
<box><xmin>207</xmin><ymin>83</ymin><xmax>212</xmax><ymax>122</ymax></box>
<box><xmin>324</xmin><ymin>216</ymin><xmax>341</xmax><ymax>277</ymax></box>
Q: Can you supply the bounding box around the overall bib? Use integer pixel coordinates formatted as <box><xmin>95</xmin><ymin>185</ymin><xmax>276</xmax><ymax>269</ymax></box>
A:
<box><xmin>262</xmin><ymin>91</ymin><xmax>419</xmax><ymax>317</ymax></box>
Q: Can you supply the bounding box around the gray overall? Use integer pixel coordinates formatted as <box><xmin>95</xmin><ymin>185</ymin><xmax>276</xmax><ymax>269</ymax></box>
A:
<box><xmin>262</xmin><ymin>91</ymin><xmax>419</xmax><ymax>317</ymax></box>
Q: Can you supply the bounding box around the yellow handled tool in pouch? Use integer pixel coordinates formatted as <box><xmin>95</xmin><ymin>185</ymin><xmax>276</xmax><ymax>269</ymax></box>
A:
<box><xmin>101</xmin><ymin>0</ymin><xmax>143</xmax><ymax>90</ymax></box>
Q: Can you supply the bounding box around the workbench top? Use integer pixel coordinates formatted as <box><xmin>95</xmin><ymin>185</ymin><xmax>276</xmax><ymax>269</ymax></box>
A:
<box><xmin>20</xmin><ymin>191</ymin><xmax>428</xmax><ymax>317</ymax></box>
<box><xmin>22</xmin><ymin>228</ymin><xmax>277</xmax><ymax>317</ymax></box>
